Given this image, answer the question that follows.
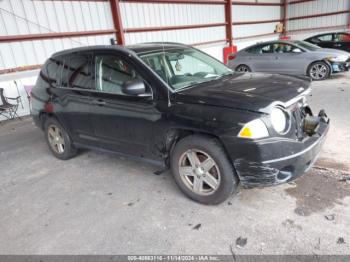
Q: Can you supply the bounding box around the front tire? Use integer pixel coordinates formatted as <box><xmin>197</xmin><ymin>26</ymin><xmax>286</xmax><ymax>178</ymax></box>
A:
<box><xmin>307</xmin><ymin>61</ymin><xmax>330</xmax><ymax>81</ymax></box>
<box><xmin>44</xmin><ymin>117</ymin><xmax>78</xmax><ymax>160</ymax></box>
<box><xmin>170</xmin><ymin>135</ymin><xmax>238</xmax><ymax>205</ymax></box>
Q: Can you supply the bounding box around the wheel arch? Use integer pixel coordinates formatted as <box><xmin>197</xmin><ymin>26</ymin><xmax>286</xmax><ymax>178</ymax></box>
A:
<box><xmin>163</xmin><ymin>128</ymin><xmax>232</xmax><ymax>168</ymax></box>
<box><xmin>39</xmin><ymin>111</ymin><xmax>51</xmax><ymax>130</ymax></box>
<box><xmin>235</xmin><ymin>64</ymin><xmax>252</xmax><ymax>72</ymax></box>
<box><xmin>39</xmin><ymin>112</ymin><xmax>72</xmax><ymax>138</ymax></box>
<box><xmin>306</xmin><ymin>59</ymin><xmax>332</xmax><ymax>75</ymax></box>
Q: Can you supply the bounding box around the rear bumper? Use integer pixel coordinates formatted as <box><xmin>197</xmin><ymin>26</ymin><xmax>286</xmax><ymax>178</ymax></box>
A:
<box><xmin>32</xmin><ymin>114</ymin><xmax>41</xmax><ymax>128</ymax></box>
<box><xmin>225</xmin><ymin>112</ymin><xmax>330</xmax><ymax>188</ymax></box>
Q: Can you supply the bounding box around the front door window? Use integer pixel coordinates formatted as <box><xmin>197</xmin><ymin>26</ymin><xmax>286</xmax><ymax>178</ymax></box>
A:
<box><xmin>95</xmin><ymin>55</ymin><xmax>143</xmax><ymax>95</ymax></box>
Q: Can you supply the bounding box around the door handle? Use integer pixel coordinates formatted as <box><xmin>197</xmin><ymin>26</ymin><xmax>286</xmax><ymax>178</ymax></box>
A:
<box><xmin>92</xmin><ymin>99</ymin><xmax>106</xmax><ymax>106</ymax></box>
<box><xmin>334</xmin><ymin>44</ymin><xmax>342</xmax><ymax>47</ymax></box>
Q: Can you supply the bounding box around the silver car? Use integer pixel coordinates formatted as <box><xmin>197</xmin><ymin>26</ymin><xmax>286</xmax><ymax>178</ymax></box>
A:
<box><xmin>228</xmin><ymin>40</ymin><xmax>350</xmax><ymax>80</ymax></box>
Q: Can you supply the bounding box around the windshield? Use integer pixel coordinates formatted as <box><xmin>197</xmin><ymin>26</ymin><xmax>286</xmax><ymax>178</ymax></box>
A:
<box><xmin>139</xmin><ymin>48</ymin><xmax>232</xmax><ymax>90</ymax></box>
<box><xmin>294</xmin><ymin>40</ymin><xmax>321</xmax><ymax>51</ymax></box>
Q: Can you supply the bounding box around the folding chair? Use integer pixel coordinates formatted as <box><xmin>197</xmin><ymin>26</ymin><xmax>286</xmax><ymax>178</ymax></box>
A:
<box><xmin>0</xmin><ymin>88</ymin><xmax>22</xmax><ymax>120</ymax></box>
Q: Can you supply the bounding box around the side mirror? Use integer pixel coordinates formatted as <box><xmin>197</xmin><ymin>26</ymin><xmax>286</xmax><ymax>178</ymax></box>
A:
<box><xmin>292</xmin><ymin>48</ymin><xmax>302</xmax><ymax>53</ymax></box>
<box><xmin>122</xmin><ymin>80</ymin><xmax>149</xmax><ymax>96</ymax></box>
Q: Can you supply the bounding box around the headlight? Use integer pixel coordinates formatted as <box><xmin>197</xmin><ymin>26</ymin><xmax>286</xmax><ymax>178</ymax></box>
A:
<box><xmin>326</xmin><ymin>56</ymin><xmax>347</xmax><ymax>62</ymax></box>
<box><xmin>271</xmin><ymin>107</ymin><xmax>288</xmax><ymax>134</ymax></box>
<box><xmin>238</xmin><ymin>119</ymin><xmax>269</xmax><ymax>139</ymax></box>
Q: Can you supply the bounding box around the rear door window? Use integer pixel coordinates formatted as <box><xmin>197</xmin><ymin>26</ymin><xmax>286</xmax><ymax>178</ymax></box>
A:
<box><xmin>261</xmin><ymin>44</ymin><xmax>272</xmax><ymax>53</ymax></box>
<box><xmin>317</xmin><ymin>34</ymin><xmax>332</xmax><ymax>42</ymax></box>
<box><xmin>272</xmin><ymin>43</ymin><xmax>300</xmax><ymax>53</ymax></box>
<box><xmin>61</xmin><ymin>53</ymin><xmax>93</xmax><ymax>89</ymax></box>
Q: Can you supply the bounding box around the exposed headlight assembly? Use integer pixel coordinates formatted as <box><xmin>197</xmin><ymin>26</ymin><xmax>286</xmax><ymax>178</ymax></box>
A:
<box><xmin>326</xmin><ymin>56</ymin><xmax>348</xmax><ymax>62</ymax></box>
<box><xmin>238</xmin><ymin>119</ymin><xmax>269</xmax><ymax>139</ymax></box>
<box><xmin>271</xmin><ymin>107</ymin><xmax>289</xmax><ymax>134</ymax></box>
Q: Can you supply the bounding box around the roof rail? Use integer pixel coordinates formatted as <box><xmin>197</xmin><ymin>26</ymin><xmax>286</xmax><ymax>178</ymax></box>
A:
<box><xmin>139</xmin><ymin>42</ymin><xmax>190</xmax><ymax>46</ymax></box>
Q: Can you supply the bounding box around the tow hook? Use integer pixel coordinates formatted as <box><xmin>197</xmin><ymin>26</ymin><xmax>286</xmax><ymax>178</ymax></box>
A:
<box><xmin>304</xmin><ymin>109</ymin><xmax>328</xmax><ymax>135</ymax></box>
<box><xmin>318</xmin><ymin>109</ymin><xmax>329</xmax><ymax>123</ymax></box>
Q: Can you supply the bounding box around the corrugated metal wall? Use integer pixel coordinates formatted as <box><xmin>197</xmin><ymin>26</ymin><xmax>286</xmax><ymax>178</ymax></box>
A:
<box><xmin>287</xmin><ymin>0</ymin><xmax>350</xmax><ymax>33</ymax></box>
<box><xmin>0</xmin><ymin>0</ymin><xmax>114</xmax><ymax>70</ymax></box>
<box><xmin>0</xmin><ymin>0</ymin><xmax>228</xmax><ymax>71</ymax></box>
<box><xmin>233</xmin><ymin>2</ymin><xmax>281</xmax><ymax>39</ymax></box>
<box><xmin>1</xmin><ymin>0</ymin><xmax>349</xmax><ymax>72</ymax></box>
<box><xmin>0</xmin><ymin>0</ymin><xmax>286</xmax><ymax>72</ymax></box>
<box><xmin>0</xmin><ymin>0</ymin><xmax>286</xmax><ymax>120</ymax></box>
<box><xmin>121</xmin><ymin>3</ymin><xmax>226</xmax><ymax>45</ymax></box>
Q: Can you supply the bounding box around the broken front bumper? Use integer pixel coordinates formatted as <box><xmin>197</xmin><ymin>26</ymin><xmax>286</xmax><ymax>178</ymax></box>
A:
<box><xmin>331</xmin><ymin>61</ymin><xmax>350</xmax><ymax>73</ymax></box>
<box><xmin>226</xmin><ymin>112</ymin><xmax>330</xmax><ymax>188</ymax></box>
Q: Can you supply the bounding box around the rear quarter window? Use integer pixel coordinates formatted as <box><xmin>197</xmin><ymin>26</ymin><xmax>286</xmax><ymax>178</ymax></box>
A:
<box><xmin>41</xmin><ymin>57</ymin><xmax>64</xmax><ymax>88</ymax></box>
<box><xmin>246</xmin><ymin>46</ymin><xmax>261</xmax><ymax>54</ymax></box>
<box><xmin>246</xmin><ymin>44</ymin><xmax>271</xmax><ymax>54</ymax></box>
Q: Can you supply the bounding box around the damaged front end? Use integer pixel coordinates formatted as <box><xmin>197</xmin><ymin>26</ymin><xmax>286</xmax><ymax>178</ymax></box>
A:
<box><xmin>231</xmin><ymin>103</ymin><xmax>330</xmax><ymax>188</ymax></box>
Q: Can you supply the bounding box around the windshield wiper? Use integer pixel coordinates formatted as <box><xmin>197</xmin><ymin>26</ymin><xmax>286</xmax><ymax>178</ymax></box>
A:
<box><xmin>177</xmin><ymin>78</ymin><xmax>220</xmax><ymax>91</ymax></box>
<box><xmin>213</xmin><ymin>71</ymin><xmax>233</xmax><ymax>80</ymax></box>
<box><xmin>175</xmin><ymin>72</ymin><xmax>233</xmax><ymax>91</ymax></box>
<box><xmin>177</xmin><ymin>82</ymin><xmax>201</xmax><ymax>90</ymax></box>
<box><xmin>221</xmin><ymin>71</ymin><xmax>234</xmax><ymax>77</ymax></box>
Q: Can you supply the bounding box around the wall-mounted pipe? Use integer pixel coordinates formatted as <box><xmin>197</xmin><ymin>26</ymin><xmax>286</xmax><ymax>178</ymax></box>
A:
<box><xmin>232</xmin><ymin>1</ymin><xmax>282</xmax><ymax>6</ymax></box>
<box><xmin>233</xmin><ymin>19</ymin><xmax>282</xmax><ymax>26</ymax></box>
<box><xmin>0</xmin><ymin>29</ymin><xmax>116</xmax><ymax>43</ymax></box>
<box><xmin>288</xmin><ymin>10</ymin><xmax>350</xmax><ymax>21</ymax></box>
<box><xmin>288</xmin><ymin>0</ymin><xmax>316</xmax><ymax>5</ymax></box>
<box><xmin>120</xmin><ymin>0</ymin><xmax>226</xmax><ymax>4</ymax></box>
<box><xmin>124</xmin><ymin>22</ymin><xmax>227</xmax><ymax>33</ymax></box>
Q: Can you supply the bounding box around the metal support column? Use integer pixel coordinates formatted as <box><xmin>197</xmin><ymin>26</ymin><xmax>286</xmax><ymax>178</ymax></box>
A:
<box><xmin>282</xmin><ymin>0</ymin><xmax>288</xmax><ymax>36</ymax></box>
<box><xmin>110</xmin><ymin>0</ymin><xmax>126</xmax><ymax>45</ymax></box>
<box><xmin>225</xmin><ymin>0</ymin><xmax>233</xmax><ymax>46</ymax></box>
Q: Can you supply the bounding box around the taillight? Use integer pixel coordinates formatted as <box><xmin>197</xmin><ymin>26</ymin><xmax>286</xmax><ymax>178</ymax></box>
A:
<box><xmin>228</xmin><ymin>55</ymin><xmax>236</xmax><ymax>60</ymax></box>
<box><xmin>45</xmin><ymin>102</ymin><xmax>54</xmax><ymax>113</ymax></box>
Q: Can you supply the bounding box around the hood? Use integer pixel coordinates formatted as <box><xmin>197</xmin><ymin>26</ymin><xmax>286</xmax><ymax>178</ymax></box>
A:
<box><xmin>173</xmin><ymin>73</ymin><xmax>311</xmax><ymax>113</ymax></box>
<box><xmin>312</xmin><ymin>48</ymin><xmax>350</xmax><ymax>57</ymax></box>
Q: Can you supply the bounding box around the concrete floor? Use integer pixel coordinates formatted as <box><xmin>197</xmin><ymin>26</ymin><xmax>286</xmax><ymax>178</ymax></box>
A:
<box><xmin>0</xmin><ymin>72</ymin><xmax>349</xmax><ymax>255</ymax></box>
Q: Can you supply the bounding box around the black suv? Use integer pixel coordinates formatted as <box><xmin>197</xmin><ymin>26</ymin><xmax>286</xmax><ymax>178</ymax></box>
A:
<box><xmin>31</xmin><ymin>43</ymin><xmax>329</xmax><ymax>204</ymax></box>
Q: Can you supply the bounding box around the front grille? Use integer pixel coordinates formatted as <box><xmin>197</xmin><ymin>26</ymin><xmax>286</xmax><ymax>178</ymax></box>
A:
<box><xmin>289</xmin><ymin>102</ymin><xmax>308</xmax><ymax>140</ymax></box>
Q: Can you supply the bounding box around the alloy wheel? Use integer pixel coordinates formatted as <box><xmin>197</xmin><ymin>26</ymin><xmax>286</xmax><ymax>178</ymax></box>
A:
<box><xmin>47</xmin><ymin>125</ymin><xmax>65</xmax><ymax>154</ymax></box>
<box><xmin>178</xmin><ymin>149</ymin><xmax>221</xmax><ymax>195</ymax></box>
<box><xmin>236</xmin><ymin>65</ymin><xmax>250</xmax><ymax>72</ymax></box>
<box><xmin>310</xmin><ymin>63</ymin><xmax>328</xmax><ymax>80</ymax></box>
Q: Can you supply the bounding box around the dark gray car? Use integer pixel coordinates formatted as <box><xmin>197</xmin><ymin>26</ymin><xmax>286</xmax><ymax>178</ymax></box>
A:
<box><xmin>228</xmin><ymin>40</ymin><xmax>350</xmax><ymax>80</ymax></box>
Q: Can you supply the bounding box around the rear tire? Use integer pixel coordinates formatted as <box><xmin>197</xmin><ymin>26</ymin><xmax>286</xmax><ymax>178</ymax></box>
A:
<box><xmin>307</xmin><ymin>61</ymin><xmax>330</xmax><ymax>81</ymax></box>
<box><xmin>44</xmin><ymin>117</ymin><xmax>78</xmax><ymax>160</ymax></box>
<box><xmin>170</xmin><ymin>135</ymin><xmax>238</xmax><ymax>205</ymax></box>
<box><xmin>235</xmin><ymin>64</ymin><xmax>251</xmax><ymax>73</ymax></box>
